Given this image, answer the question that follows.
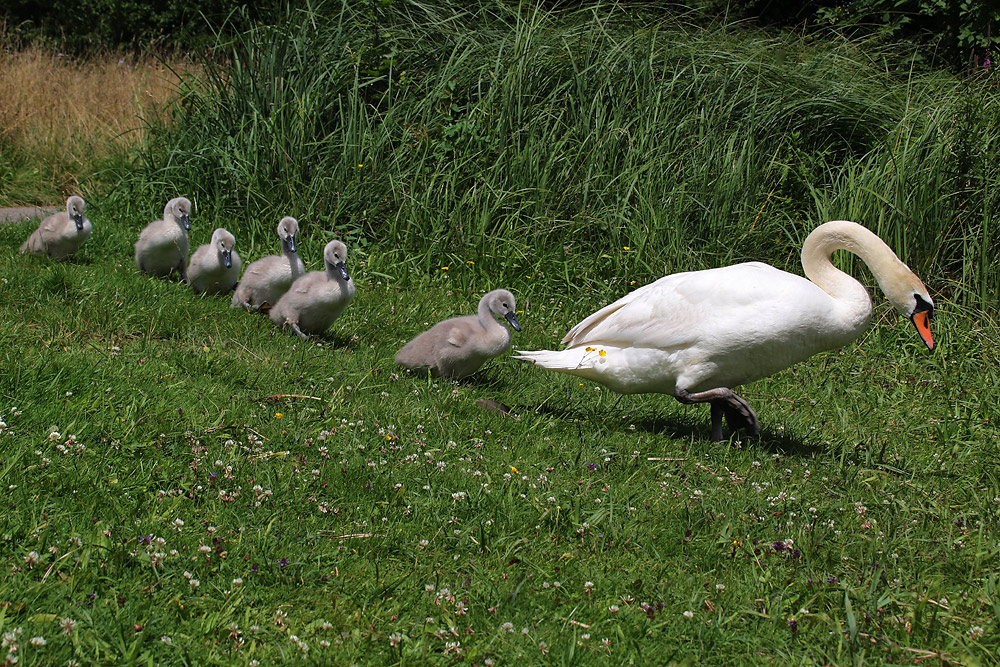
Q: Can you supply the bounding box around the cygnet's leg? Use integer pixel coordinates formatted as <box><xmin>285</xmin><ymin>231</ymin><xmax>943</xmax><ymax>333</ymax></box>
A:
<box><xmin>288</xmin><ymin>322</ymin><xmax>309</xmax><ymax>340</ymax></box>
<box><xmin>674</xmin><ymin>387</ymin><xmax>759</xmax><ymax>442</ymax></box>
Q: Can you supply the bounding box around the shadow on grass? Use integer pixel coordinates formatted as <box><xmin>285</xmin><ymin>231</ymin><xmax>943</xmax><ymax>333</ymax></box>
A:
<box><xmin>522</xmin><ymin>399</ymin><xmax>825</xmax><ymax>456</ymax></box>
<box><xmin>388</xmin><ymin>366</ymin><xmax>516</xmax><ymax>392</ymax></box>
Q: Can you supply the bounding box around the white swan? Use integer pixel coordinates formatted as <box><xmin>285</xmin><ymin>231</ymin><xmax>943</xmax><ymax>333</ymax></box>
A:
<box><xmin>188</xmin><ymin>228</ymin><xmax>241</xmax><ymax>295</ymax></box>
<box><xmin>135</xmin><ymin>197</ymin><xmax>192</xmax><ymax>280</ymax></box>
<box><xmin>270</xmin><ymin>240</ymin><xmax>355</xmax><ymax>339</ymax></box>
<box><xmin>231</xmin><ymin>216</ymin><xmax>305</xmax><ymax>310</ymax></box>
<box><xmin>395</xmin><ymin>289</ymin><xmax>522</xmax><ymax>379</ymax></box>
<box><xmin>514</xmin><ymin>220</ymin><xmax>935</xmax><ymax>441</ymax></box>
<box><xmin>20</xmin><ymin>196</ymin><xmax>92</xmax><ymax>258</ymax></box>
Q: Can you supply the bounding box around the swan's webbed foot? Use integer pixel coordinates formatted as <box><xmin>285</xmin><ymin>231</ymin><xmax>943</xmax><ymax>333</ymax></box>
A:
<box><xmin>675</xmin><ymin>386</ymin><xmax>760</xmax><ymax>442</ymax></box>
<box><xmin>288</xmin><ymin>322</ymin><xmax>309</xmax><ymax>340</ymax></box>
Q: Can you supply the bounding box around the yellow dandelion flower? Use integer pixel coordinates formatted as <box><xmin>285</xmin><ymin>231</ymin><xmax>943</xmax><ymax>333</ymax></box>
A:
<box><xmin>386</xmin><ymin>435</ymin><xmax>393</xmax><ymax>441</ymax></box>
<box><xmin>624</xmin><ymin>246</ymin><xmax>630</xmax><ymax>250</ymax></box>
<box><xmin>275</xmin><ymin>412</ymin><xmax>283</xmax><ymax>419</ymax></box>
<box><xmin>599</xmin><ymin>349</ymin><xmax>606</xmax><ymax>357</ymax></box>
<box><xmin>357</xmin><ymin>163</ymin><xmax>364</xmax><ymax>168</ymax></box>
<box><xmin>441</xmin><ymin>266</ymin><xmax>449</xmax><ymax>270</ymax></box>
<box><xmin>630</xmin><ymin>280</ymin><xmax>637</xmax><ymax>285</ymax></box>
<box><xmin>511</xmin><ymin>466</ymin><xmax>518</xmax><ymax>473</ymax></box>
<box><xmin>466</xmin><ymin>260</ymin><xmax>474</xmax><ymax>265</ymax></box>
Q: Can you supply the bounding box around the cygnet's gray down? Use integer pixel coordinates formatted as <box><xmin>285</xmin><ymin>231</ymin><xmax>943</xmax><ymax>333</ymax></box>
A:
<box><xmin>395</xmin><ymin>289</ymin><xmax>521</xmax><ymax>379</ymax></box>
<box><xmin>20</xmin><ymin>196</ymin><xmax>92</xmax><ymax>258</ymax></box>
<box><xmin>231</xmin><ymin>216</ymin><xmax>305</xmax><ymax>310</ymax></box>
<box><xmin>188</xmin><ymin>228</ymin><xmax>242</xmax><ymax>295</ymax></box>
<box><xmin>269</xmin><ymin>240</ymin><xmax>355</xmax><ymax>339</ymax></box>
<box><xmin>135</xmin><ymin>197</ymin><xmax>192</xmax><ymax>280</ymax></box>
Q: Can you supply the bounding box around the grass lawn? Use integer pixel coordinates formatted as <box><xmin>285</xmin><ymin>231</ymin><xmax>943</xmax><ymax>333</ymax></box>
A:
<box><xmin>1</xmin><ymin>206</ymin><xmax>999</xmax><ymax>666</ymax></box>
<box><xmin>2</xmin><ymin>2</ymin><xmax>999</xmax><ymax>663</ymax></box>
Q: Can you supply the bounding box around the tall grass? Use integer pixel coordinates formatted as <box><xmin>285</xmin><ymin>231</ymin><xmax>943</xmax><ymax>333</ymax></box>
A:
<box><xmin>0</xmin><ymin>29</ymin><xmax>192</xmax><ymax>204</ymax></box>
<box><xmin>120</xmin><ymin>1</ymin><xmax>1000</xmax><ymax>311</ymax></box>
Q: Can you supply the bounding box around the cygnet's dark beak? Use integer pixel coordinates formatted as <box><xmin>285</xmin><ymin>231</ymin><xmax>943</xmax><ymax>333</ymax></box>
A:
<box><xmin>505</xmin><ymin>311</ymin><xmax>521</xmax><ymax>332</ymax></box>
<box><xmin>336</xmin><ymin>262</ymin><xmax>350</xmax><ymax>282</ymax></box>
<box><xmin>222</xmin><ymin>249</ymin><xmax>233</xmax><ymax>269</ymax></box>
<box><xmin>73</xmin><ymin>213</ymin><xmax>85</xmax><ymax>231</ymax></box>
<box><xmin>285</xmin><ymin>235</ymin><xmax>297</xmax><ymax>253</ymax></box>
<box><xmin>181</xmin><ymin>214</ymin><xmax>191</xmax><ymax>231</ymax></box>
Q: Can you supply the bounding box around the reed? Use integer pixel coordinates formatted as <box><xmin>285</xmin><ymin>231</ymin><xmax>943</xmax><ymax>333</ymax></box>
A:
<box><xmin>116</xmin><ymin>2</ymin><xmax>998</xmax><ymax>311</ymax></box>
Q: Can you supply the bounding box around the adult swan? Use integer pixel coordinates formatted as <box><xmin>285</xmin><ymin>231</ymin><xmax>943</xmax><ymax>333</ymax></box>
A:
<box><xmin>515</xmin><ymin>220</ymin><xmax>935</xmax><ymax>441</ymax></box>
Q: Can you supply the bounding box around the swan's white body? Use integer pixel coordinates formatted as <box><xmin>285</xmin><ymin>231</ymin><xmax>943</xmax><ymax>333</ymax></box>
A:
<box><xmin>395</xmin><ymin>289</ymin><xmax>522</xmax><ymax>379</ymax></box>
<box><xmin>20</xmin><ymin>196</ymin><xmax>91</xmax><ymax>258</ymax></box>
<box><xmin>231</xmin><ymin>217</ymin><xmax>305</xmax><ymax>309</ymax></box>
<box><xmin>135</xmin><ymin>197</ymin><xmax>192</xmax><ymax>280</ymax></box>
<box><xmin>270</xmin><ymin>240</ymin><xmax>355</xmax><ymax>339</ymax></box>
<box><xmin>188</xmin><ymin>228</ymin><xmax>241</xmax><ymax>295</ymax></box>
<box><xmin>515</xmin><ymin>220</ymin><xmax>935</xmax><ymax>440</ymax></box>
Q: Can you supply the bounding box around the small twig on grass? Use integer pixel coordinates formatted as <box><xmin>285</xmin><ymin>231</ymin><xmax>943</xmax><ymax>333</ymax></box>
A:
<box><xmin>257</xmin><ymin>394</ymin><xmax>323</xmax><ymax>402</ymax></box>
<box><xmin>230</xmin><ymin>339</ymin><xmax>264</xmax><ymax>362</ymax></box>
<box><xmin>646</xmin><ymin>457</ymin><xmax>687</xmax><ymax>462</ymax></box>
<box><xmin>318</xmin><ymin>532</ymin><xmax>381</xmax><ymax>539</ymax></box>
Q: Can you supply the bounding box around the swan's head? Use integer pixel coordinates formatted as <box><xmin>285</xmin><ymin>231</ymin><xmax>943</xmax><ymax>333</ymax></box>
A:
<box><xmin>212</xmin><ymin>228</ymin><xmax>237</xmax><ymax>269</ymax></box>
<box><xmin>66</xmin><ymin>196</ymin><xmax>86</xmax><ymax>230</ymax></box>
<box><xmin>165</xmin><ymin>197</ymin><xmax>192</xmax><ymax>231</ymax></box>
<box><xmin>883</xmin><ymin>269</ymin><xmax>934</xmax><ymax>351</ymax></box>
<box><xmin>323</xmin><ymin>240</ymin><xmax>350</xmax><ymax>281</ymax></box>
<box><xmin>484</xmin><ymin>289</ymin><xmax>521</xmax><ymax>332</ymax></box>
<box><xmin>908</xmin><ymin>292</ymin><xmax>934</xmax><ymax>351</ymax></box>
<box><xmin>278</xmin><ymin>217</ymin><xmax>299</xmax><ymax>253</ymax></box>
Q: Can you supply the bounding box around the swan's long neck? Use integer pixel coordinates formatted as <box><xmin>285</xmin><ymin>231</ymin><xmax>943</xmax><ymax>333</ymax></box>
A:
<box><xmin>801</xmin><ymin>220</ymin><xmax>915</xmax><ymax>316</ymax></box>
<box><xmin>478</xmin><ymin>299</ymin><xmax>503</xmax><ymax>331</ymax></box>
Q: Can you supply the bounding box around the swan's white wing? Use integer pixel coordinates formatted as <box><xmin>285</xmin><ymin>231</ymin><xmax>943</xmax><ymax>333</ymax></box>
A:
<box><xmin>563</xmin><ymin>263</ymin><xmax>791</xmax><ymax>350</ymax></box>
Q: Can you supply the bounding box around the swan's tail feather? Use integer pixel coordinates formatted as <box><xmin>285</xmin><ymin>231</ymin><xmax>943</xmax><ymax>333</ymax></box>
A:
<box><xmin>513</xmin><ymin>348</ymin><xmax>594</xmax><ymax>372</ymax></box>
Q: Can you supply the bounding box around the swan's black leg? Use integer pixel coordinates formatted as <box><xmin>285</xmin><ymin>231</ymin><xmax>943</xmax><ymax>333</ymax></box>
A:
<box><xmin>674</xmin><ymin>386</ymin><xmax>760</xmax><ymax>442</ymax></box>
<box><xmin>709</xmin><ymin>401</ymin><xmax>725</xmax><ymax>442</ymax></box>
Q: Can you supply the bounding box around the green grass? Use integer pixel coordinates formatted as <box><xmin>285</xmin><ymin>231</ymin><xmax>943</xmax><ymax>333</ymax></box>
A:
<box><xmin>2</xmin><ymin>2</ymin><xmax>1000</xmax><ymax>664</ymax></box>
<box><xmin>1</xmin><ymin>199</ymin><xmax>999</xmax><ymax>665</ymax></box>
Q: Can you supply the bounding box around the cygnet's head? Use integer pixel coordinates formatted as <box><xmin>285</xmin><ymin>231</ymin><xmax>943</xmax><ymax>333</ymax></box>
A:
<box><xmin>211</xmin><ymin>228</ymin><xmax>237</xmax><ymax>269</ymax></box>
<box><xmin>66</xmin><ymin>196</ymin><xmax>86</xmax><ymax>230</ymax></box>
<box><xmin>277</xmin><ymin>217</ymin><xmax>299</xmax><ymax>253</ymax></box>
<box><xmin>323</xmin><ymin>240</ymin><xmax>350</xmax><ymax>282</ymax></box>
<box><xmin>165</xmin><ymin>197</ymin><xmax>192</xmax><ymax>231</ymax></box>
<box><xmin>484</xmin><ymin>289</ymin><xmax>521</xmax><ymax>332</ymax></box>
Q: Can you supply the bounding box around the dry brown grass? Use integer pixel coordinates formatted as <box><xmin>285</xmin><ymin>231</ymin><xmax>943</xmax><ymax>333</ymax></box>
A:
<box><xmin>0</xmin><ymin>34</ymin><xmax>195</xmax><ymax>204</ymax></box>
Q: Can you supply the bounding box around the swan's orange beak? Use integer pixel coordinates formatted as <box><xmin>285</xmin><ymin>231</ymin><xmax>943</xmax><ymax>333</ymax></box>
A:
<box><xmin>910</xmin><ymin>310</ymin><xmax>934</xmax><ymax>350</ymax></box>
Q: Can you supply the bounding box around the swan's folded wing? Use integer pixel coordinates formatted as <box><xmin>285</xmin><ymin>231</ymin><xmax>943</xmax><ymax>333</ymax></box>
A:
<box><xmin>561</xmin><ymin>273</ymin><xmax>703</xmax><ymax>349</ymax></box>
<box><xmin>37</xmin><ymin>215</ymin><xmax>64</xmax><ymax>236</ymax></box>
<box><xmin>446</xmin><ymin>325</ymin><xmax>468</xmax><ymax>348</ymax></box>
<box><xmin>561</xmin><ymin>264</ymin><xmax>784</xmax><ymax>350</ymax></box>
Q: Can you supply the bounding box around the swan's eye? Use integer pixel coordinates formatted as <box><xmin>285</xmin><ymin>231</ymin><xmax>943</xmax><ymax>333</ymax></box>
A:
<box><xmin>913</xmin><ymin>293</ymin><xmax>933</xmax><ymax>318</ymax></box>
